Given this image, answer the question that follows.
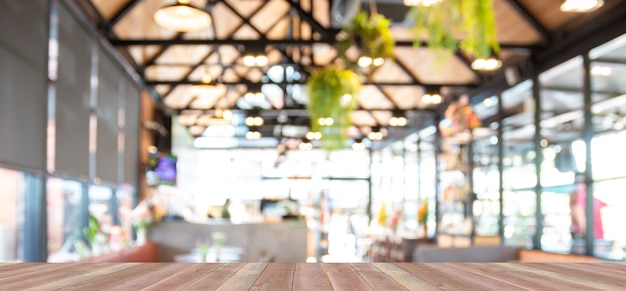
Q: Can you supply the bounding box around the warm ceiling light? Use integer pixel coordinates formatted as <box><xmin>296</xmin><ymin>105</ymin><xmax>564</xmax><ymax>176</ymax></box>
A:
<box><xmin>403</xmin><ymin>0</ymin><xmax>442</xmax><ymax>6</ymax></box>
<box><xmin>357</xmin><ymin>56</ymin><xmax>385</xmax><ymax>68</ymax></box>
<box><xmin>591</xmin><ymin>65</ymin><xmax>612</xmax><ymax>76</ymax></box>
<box><xmin>422</xmin><ymin>86</ymin><xmax>443</xmax><ymax>105</ymax></box>
<box><xmin>299</xmin><ymin>139</ymin><xmax>313</xmax><ymax>151</ymax></box>
<box><xmin>471</xmin><ymin>57</ymin><xmax>502</xmax><ymax>71</ymax></box>
<box><xmin>154</xmin><ymin>0</ymin><xmax>212</xmax><ymax>32</ymax></box>
<box><xmin>318</xmin><ymin>117</ymin><xmax>334</xmax><ymax>126</ymax></box>
<box><xmin>352</xmin><ymin>138</ymin><xmax>366</xmax><ymax>151</ymax></box>
<box><xmin>245</xmin><ymin>116</ymin><xmax>264</xmax><ymax>127</ymax></box>
<box><xmin>389</xmin><ymin>109</ymin><xmax>408</xmax><ymax>127</ymax></box>
<box><xmin>368</xmin><ymin>126</ymin><xmax>384</xmax><ymax>141</ymax></box>
<box><xmin>306</xmin><ymin>131</ymin><xmax>322</xmax><ymax>140</ymax></box>
<box><xmin>245</xmin><ymin>130</ymin><xmax>262</xmax><ymax>140</ymax></box>
<box><xmin>201</xmin><ymin>70</ymin><xmax>212</xmax><ymax>84</ymax></box>
<box><xmin>242</xmin><ymin>45</ymin><xmax>268</xmax><ymax>67</ymax></box>
<box><xmin>560</xmin><ymin>0</ymin><xmax>603</xmax><ymax>12</ymax></box>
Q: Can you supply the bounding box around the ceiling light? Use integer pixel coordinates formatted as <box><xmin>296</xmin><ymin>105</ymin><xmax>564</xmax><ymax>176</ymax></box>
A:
<box><xmin>560</xmin><ymin>0</ymin><xmax>603</xmax><ymax>12</ymax></box>
<box><xmin>299</xmin><ymin>139</ymin><xmax>313</xmax><ymax>151</ymax></box>
<box><xmin>242</xmin><ymin>45</ymin><xmax>268</xmax><ymax>67</ymax></box>
<box><xmin>244</xmin><ymin>84</ymin><xmax>265</xmax><ymax>103</ymax></box>
<box><xmin>422</xmin><ymin>86</ymin><xmax>442</xmax><ymax>105</ymax></box>
<box><xmin>352</xmin><ymin>138</ymin><xmax>366</xmax><ymax>151</ymax></box>
<box><xmin>154</xmin><ymin>0</ymin><xmax>212</xmax><ymax>32</ymax></box>
<box><xmin>318</xmin><ymin>117</ymin><xmax>334</xmax><ymax>126</ymax></box>
<box><xmin>404</xmin><ymin>0</ymin><xmax>442</xmax><ymax>6</ymax></box>
<box><xmin>591</xmin><ymin>65</ymin><xmax>612</xmax><ymax>76</ymax></box>
<box><xmin>245</xmin><ymin>128</ymin><xmax>262</xmax><ymax>140</ymax></box>
<box><xmin>201</xmin><ymin>70</ymin><xmax>212</xmax><ymax>84</ymax></box>
<box><xmin>306</xmin><ymin>131</ymin><xmax>322</xmax><ymax>140</ymax></box>
<box><xmin>471</xmin><ymin>57</ymin><xmax>502</xmax><ymax>71</ymax></box>
<box><xmin>389</xmin><ymin>109</ymin><xmax>408</xmax><ymax>127</ymax></box>
<box><xmin>368</xmin><ymin>126</ymin><xmax>384</xmax><ymax>141</ymax></box>
<box><xmin>357</xmin><ymin>56</ymin><xmax>372</xmax><ymax>67</ymax></box>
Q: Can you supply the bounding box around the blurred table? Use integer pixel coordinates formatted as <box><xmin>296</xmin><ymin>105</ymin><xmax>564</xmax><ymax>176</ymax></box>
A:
<box><xmin>1</xmin><ymin>262</ymin><xmax>624</xmax><ymax>289</ymax></box>
<box><xmin>173</xmin><ymin>246</ymin><xmax>244</xmax><ymax>263</ymax></box>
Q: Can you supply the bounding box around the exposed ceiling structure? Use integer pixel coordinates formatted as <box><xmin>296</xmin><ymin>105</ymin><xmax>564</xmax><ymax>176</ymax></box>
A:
<box><xmin>74</xmin><ymin>0</ymin><xmax>626</xmax><ymax>149</ymax></box>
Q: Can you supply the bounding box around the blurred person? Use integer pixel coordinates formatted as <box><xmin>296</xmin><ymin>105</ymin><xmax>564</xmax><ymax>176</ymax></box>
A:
<box><xmin>570</xmin><ymin>173</ymin><xmax>607</xmax><ymax>240</ymax></box>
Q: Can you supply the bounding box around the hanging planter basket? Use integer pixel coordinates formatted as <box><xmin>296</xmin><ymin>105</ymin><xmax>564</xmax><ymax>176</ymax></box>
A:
<box><xmin>406</xmin><ymin>0</ymin><xmax>500</xmax><ymax>62</ymax></box>
<box><xmin>306</xmin><ymin>67</ymin><xmax>361</xmax><ymax>151</ymax></box>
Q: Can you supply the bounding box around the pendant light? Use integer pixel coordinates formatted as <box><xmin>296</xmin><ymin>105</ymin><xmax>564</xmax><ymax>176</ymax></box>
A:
<box><xmin>154</xmin><ymin>0</ymin><xmax>212</xmax><ymax>32</ymax></box>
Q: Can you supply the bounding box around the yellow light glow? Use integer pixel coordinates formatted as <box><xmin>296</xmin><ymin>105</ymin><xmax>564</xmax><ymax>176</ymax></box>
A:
<box><xmin>154</xmin><ymin>3</ymin><xmax>211</xmax><ymax>32</ymax></box>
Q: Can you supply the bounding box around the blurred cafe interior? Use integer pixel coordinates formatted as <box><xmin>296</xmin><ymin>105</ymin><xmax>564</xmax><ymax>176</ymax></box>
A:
<box><xmin>1</xmin><ymin>0</ymin><xmax>626</xmax><ymax>264</ymax></box>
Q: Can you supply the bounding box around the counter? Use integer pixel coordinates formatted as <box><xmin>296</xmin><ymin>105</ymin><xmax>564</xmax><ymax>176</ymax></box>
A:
<box><xmin>0</xmin><ymin>262</ymin><xmax>624</xmax><ymax>289</ymax></box>
<box><xmin>148</xmin><ymin>220</ymin><xmax>307</xmax><ymax>262</ymax></box>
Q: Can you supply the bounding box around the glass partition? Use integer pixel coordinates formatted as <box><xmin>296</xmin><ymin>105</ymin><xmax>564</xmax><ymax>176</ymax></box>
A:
<box><xmin>0</xmin><ymin>168</ymin><xmax>23</xmax><ymax>262</ymax></box>
<box><xmin>47</xmin><ymin>178</ymin><xmax>84</xmax><ymax>262</ymax></box>
<box><xmin>501</xmin><ymin>80</ymin><xmax>537</xmax><ymax>247</ymax></box>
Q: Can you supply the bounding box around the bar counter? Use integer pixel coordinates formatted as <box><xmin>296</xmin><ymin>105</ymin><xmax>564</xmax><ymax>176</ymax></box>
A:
<box><xmin>1</xmin><ymin>262</ymin><xmax>625</xmax><ymax>290</ymax></box>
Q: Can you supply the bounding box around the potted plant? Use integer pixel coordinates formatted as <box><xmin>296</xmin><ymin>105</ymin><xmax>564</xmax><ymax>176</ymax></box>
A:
<box><xmin>337</xmin><ymin>11</ymin><xmax>395</xmax><ymax>70</ymax></box>
<box><xmin>306</xmin><ymin>67</ymin><xmax>361</xmax><ymax>150</ymax></box>
<box><xmin>406</xmin><ymin>0</ymin><xmax>500</xmax><ymax>62</ymax></box>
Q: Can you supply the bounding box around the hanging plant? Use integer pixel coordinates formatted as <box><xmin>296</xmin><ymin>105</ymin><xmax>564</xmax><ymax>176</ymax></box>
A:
<box><xmin>337</xmin><ymin>11</ymin><xmax>396</xmax><ymax>70</ymax></box>
<box><xmin>306</xmin><ymin>67</ymin><xmax>361</xmax><ymax>150</ymax></box>
<box><xmin>406</xmin><ymin>0</ymin><xmax>500</xmax><ymax>62</ymax></box>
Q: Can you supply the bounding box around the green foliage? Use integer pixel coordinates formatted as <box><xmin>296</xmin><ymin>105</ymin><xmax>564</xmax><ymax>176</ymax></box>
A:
<box><xmin>337</xmin><ymin>11</ymin><xmax>395</xmax><ymax>69</ymax></box>
<box><xmin>83</xmin><ymin>214</ymin><xmax>100</xmax><ymax>245</ymax></box>
<box><xmin>306</xmin><ymin>67</ymin><xmax>361</xmax><ymax>150</ymax></box>
<box><xmin>406</xmin><ymin>0</ymin><xmax>500</xmax><ymax>63</ymax></box>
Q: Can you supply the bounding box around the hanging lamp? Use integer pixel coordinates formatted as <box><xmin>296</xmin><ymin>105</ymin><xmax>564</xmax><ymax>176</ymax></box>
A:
<box><xmin>154</xmin><ymin>0</ymin><xmax>212</xmax><ymax>32</ymax></box>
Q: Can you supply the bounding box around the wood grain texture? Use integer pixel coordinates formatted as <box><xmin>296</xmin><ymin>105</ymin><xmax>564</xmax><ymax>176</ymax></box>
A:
<box><xmin>373</xmin><ymin>263</ymin><xmax>441</xmax><ymax>290</ymax></box>
<box><xmin>0</xmin><ymin>262</ymin><xmax>625</xmax><ymax>290</ymax></box>
<box><xmin>103</xmin><ymin>263</ymin><xmax>219</xmax><ymax>290</ymax></box>
<box><xmin>249</xmin><ymin>263</ymin><xmax>295</xmax><ymax>291</ymax></box>
<box><xmin>182</xmin><ymin>263</ymin><xmax>245</xmax><ymax>291</ymax></box>
<box><xmin>323</xmin><ymin>263</ymin><xmax>374</xmax><ymax>291</ymax></box>
<box><xmin>397</xmin><ymin>263</ymin><xmax>486</xmax><ymax>290</ymax></box>
<box><xmin>292</xmin><ymin>263</ymin><xmax>332</xmax><ymax>291</ymax></box>
<box><xmin>138</xmin><ymin>263</ymin><xmax>223</xmax><ymax>290</ymax></box>
<box><xmin>215</xmin><ymin>263</ymin><xmax>267</xmax><ymax>291</ymax></box>
<box><xmin>351</xmin><ymin>263</ymin><xmax>409</xmax><ymax>290</ymax></box>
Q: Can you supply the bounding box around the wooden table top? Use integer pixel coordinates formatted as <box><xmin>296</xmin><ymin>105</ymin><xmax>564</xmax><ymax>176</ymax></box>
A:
<box><xmin>1</xmin><ymin>262</ymin><xmax>625</xmax><ymax>290</ymax></box>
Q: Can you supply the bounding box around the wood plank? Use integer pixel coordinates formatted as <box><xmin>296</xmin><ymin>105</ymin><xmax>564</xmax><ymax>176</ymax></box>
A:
<box><xmin>215</xmin><ymin>263</ymin><xmax>268</xmax><ymax>291</ymax></box>
<box><xmin>111</xmin><ymin>263</ymin><xmax>222</xmax><ymax>290</ymax></box>
<box><xmin>292</xmin><ymin>263</ymin><xmax>332</xmax><ymax>291</ymax></box>
<box><xmin>530</xmin><ymin>263</ymin><xmax>626</xmax><ymax>286</ymax></box>
<box><xmin>0</xmin><ymin>263</ymin><xmax>131</xmax><ymax>289</ymax></box>
<box><xmin>373</xmin><ymin>263</ymin><xmax>441</xmax><ymax>290</ymax></box>
<box><xmin>458</xmin><ymin>263</ymin><xmax>604</xmax><ymax>291</ymax></box>
<box><xmin>50</xmin><ymin>263</ymin><xmax>169</xmax><ymax>290</ymax></box>
<box><xmin>426</xmin><ymin>263</ymin><xmax>527</xmax><ymax>290</ymax></box>
<box><xmin>323</xmin><ymin>263</ymin><xmax>373</xmax><ymax>291</ymax></box>
<box><xmin>249</xmin><ymin>263</ymin><xmax>295</xmax><ymax>291</ymax></box>
<box><xmin>351</xmin><ymin>263</ymin><xmax>409</xmax><ymax>290</ymax></box>
<box><xmin>505</xmin><ymin>263</ymin><xmax>624</xmax><ymax>290</ymax></box>
<box><xmin>396</xmin><ymin>263</ymin><xmax>485</xmax><ymax>290</ymax></box>
<box><xmin>0</xmin><ymin>263</ymin><xmax>99</xmax><ymax>280</ymax></box>
<box><xmin>28</xmin><ymin>264</ymin><xmax>142</xmax><ymax>291</ymax></box>
<box><xmin>0</xmin><ymin>263</ymin><xmax>46</xmax><ymax>272</ymax></box>
<box><xmin>182</xmin><ymin>263</ymin><xmax>246</xmax><ymax>290</ymax></box>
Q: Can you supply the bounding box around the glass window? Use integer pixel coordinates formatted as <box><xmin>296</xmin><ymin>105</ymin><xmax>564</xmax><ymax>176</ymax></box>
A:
<box><xmin>501</xmin><ymin>80</ymin><xmax>537</xmax><ymax>247</ymax></box>
<box><xmin>47</xmin><ymin>178</ymin><xmax>84</xmax><ymax>262</ymax></box>
<box><xmin>0</xmin><ymin>168</ymin><xmax>23</xmax><ymax>262</ymax></box>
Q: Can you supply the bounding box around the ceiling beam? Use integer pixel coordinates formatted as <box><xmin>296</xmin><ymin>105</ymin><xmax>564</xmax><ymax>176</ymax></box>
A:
<box><xmin>110</xmin><ymin>38</ymin><xmax>535</xmax><ymax>50</ymax></box>
<box><xmin>146</xmin><ymin>80</ymin><xmax>479</xmax><ymax>87</ymax></box>
<box><xmin>109</xmin><ymin>0</ymin><xmax>141</xmax><ymax>26</ymax></box>
<box><xmin>177</xmin><ymin>108</ymin><xmax>437</xmax><ymax>115</ymax></box>
<box><xmin>286</xmin><ymin>0</ymin><xmax>338</xmax><ymax>42</ymax></box>
<box><xmin>504</xmin><ymin>0</ymin><xmax>550</xmax><ymax>44</ymax></box>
